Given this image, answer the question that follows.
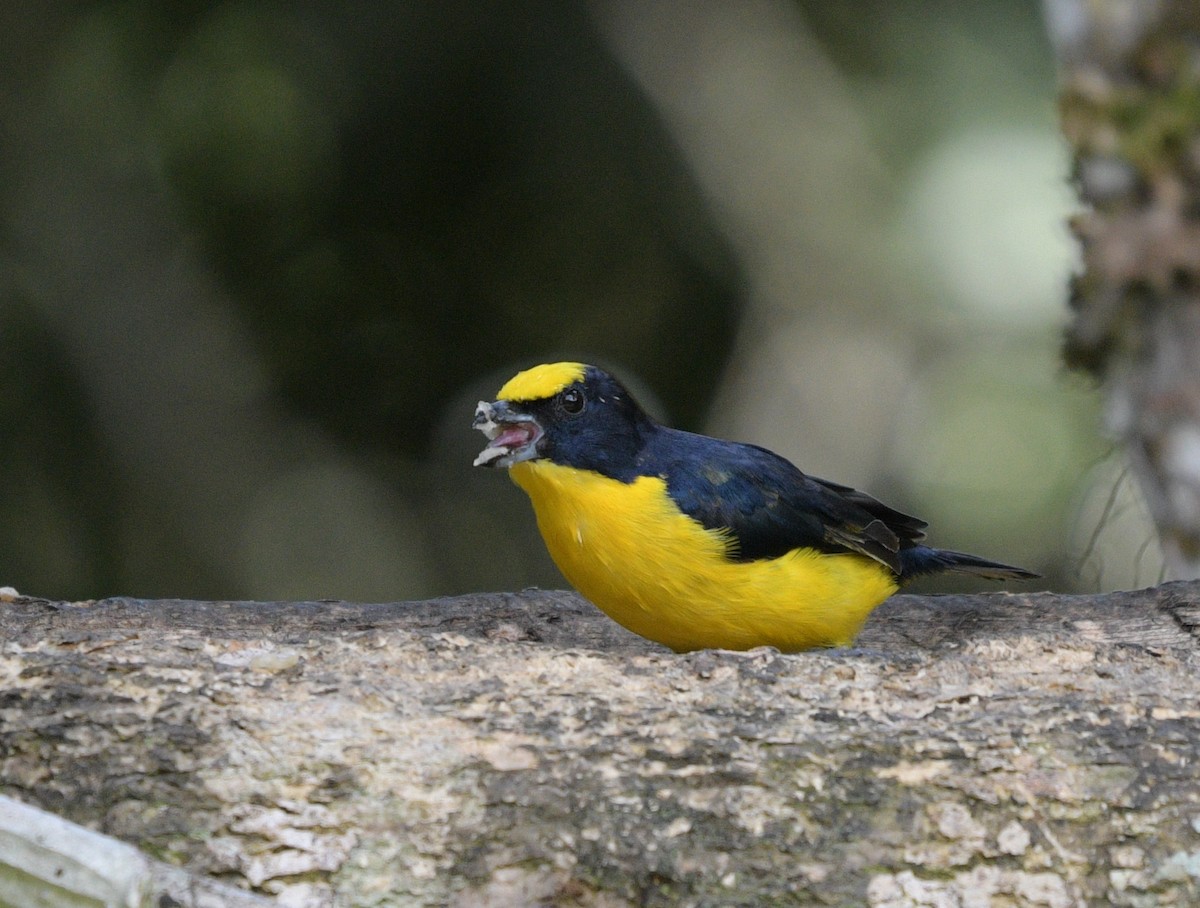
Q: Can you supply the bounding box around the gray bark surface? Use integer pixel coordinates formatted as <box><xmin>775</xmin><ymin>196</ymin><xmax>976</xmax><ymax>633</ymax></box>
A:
<box><xmin>2</xmin><ymin>585</ymin><xmax>1200</xmax><ymax>906</ymax></box>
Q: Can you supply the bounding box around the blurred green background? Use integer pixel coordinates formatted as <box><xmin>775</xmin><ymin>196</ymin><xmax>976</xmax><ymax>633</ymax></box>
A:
<box><xmin>0</xmin><ymin>0</ymin><xmax>1161</xmax><ymax>603</ymax></box>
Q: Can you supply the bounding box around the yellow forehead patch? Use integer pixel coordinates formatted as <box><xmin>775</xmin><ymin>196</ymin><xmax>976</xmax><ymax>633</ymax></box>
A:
<box><xmin>497</xmin><ymin>362</ymin><xmax>588</xmax><ymax>402</ymax></box>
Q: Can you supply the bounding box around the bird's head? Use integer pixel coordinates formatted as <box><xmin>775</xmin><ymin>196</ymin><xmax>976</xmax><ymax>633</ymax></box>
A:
<box><xmin>473</xmin><ymin>362</ymin><xmax>653</xmax><ymax>474</ymax></box>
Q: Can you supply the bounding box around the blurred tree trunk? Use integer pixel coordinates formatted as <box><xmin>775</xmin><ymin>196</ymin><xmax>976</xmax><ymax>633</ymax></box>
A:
<box><xmin>1046</xmin><ymin>0</ymin><xmax>1200</xmax><ymax>578</ymax></box>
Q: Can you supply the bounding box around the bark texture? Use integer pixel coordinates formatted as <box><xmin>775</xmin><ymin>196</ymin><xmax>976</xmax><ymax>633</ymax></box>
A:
<box><xmin>1046</xmin><ymin>0</ymin><xmax>1200</xmax><ymax>577</ymax></box>
<box><xmin>3</xmin><ymin>586</ymin><xmax>1200</xmax><ymax>906</ymax></box>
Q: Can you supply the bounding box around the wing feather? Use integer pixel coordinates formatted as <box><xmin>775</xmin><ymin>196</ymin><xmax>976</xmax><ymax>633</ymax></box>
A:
<box><xmin>647</xmin><ymin>430</ymin><xmax>923</xmax><ymax>573</ymax></box>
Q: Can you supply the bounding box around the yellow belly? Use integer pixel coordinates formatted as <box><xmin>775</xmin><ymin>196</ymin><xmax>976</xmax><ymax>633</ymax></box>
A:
<box><xmin>510</xmin><ymin>460</ymin><xmax>898</xmax><ymax>652</ymax></box>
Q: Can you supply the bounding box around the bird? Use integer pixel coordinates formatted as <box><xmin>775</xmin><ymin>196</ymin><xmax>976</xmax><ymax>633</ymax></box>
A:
<box><xmin>473</xmin><ymin>361</ymin><xmax>1037</xmax><ymax>653</ymax></box>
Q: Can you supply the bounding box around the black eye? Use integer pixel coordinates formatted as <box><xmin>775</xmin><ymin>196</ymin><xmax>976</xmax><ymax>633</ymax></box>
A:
<box><xmin>559</xmin><ymin>387</ymin><xmax>586</xmax><ymax>415</ymax></box>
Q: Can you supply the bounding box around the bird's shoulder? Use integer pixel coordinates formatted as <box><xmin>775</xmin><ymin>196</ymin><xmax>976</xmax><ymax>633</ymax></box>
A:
<box><xmin>638</xmin><ymin>427</ymin><xmax>926</xmax><ymax>571</ymax></box>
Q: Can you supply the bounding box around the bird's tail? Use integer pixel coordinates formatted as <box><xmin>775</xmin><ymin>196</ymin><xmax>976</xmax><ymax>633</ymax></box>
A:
<box><xmin>899</xmin><ymin>545</ymin><xmax>1039</xmax><ymax>582</ymax></box>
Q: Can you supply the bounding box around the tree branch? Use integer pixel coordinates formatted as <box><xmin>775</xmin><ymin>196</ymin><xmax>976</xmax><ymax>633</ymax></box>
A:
<box><xmin>3</xmin><ymin>586</ymin><xmax>1200</xmax><ymax>905</ymax></box>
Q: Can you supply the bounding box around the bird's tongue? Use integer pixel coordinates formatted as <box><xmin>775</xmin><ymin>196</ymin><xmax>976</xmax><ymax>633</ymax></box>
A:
<box><xmin>493</xmin><ymin>424</ymin><xmax>535</xmax><ymax>449</ymax></box>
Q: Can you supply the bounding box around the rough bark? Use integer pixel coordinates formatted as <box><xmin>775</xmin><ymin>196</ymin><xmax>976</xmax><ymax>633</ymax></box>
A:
<box><xmin>3</xmin><ymin>585</ymin><xmax>1200</xmax><ymax>907</ymax></box>
<box><xmin>1045</xmin><ymin>0</ymin><xmax>1200</xmax><ymax>577</ymax></box>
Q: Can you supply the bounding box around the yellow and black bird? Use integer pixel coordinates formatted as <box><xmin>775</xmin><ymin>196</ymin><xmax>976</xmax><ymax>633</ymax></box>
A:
<box><xmin>473</xmin><ymin>362</ymin><xmax>1036</xmax><ymax>653</ymax></box>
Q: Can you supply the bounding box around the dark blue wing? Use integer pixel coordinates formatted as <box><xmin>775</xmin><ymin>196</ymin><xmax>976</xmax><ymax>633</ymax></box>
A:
<box><xmin>643</xmin><ymin>428</ymin><xmax>927</xmax><ymax>573</ymax></box>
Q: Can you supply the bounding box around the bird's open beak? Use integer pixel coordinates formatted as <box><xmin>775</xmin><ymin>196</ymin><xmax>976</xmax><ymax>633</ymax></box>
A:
<box><xmin>473</xmin><ymin>400</ymin><xmax>544</xmax><ymax>468</ymax></box>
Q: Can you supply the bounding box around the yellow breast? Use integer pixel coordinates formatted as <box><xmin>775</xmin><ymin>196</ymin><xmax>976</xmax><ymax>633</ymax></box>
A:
<box><xmin>509</xmin><ymin>460</ymin><xmax>898</xmax><ymax>652</ymax></box>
